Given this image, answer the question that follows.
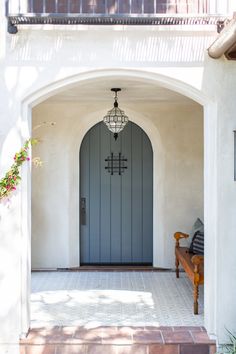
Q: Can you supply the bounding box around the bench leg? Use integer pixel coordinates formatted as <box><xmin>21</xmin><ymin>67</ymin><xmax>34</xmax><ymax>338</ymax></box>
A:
<box><xmin>175</xmin><ymin>256</ymin><xmax>179</xmax><ymax>278</ymax></box>
<box><xmin>193</xmin><ymin>284</ymin><xmax>199</xmax><ymax>315</ymax></box>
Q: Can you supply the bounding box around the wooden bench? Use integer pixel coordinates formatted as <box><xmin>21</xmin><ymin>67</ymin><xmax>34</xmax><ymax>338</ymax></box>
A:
<box><xmin>174</xmin><ymin>231</ymin><xmax>204</xmax><ymax>315</ymax></box>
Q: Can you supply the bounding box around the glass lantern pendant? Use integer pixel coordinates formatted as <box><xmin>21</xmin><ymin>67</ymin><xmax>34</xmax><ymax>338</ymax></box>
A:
<box><xmin>103</xmin><ymin>88</ymin><xmax>129</xmax><ymax>140</ymax></box>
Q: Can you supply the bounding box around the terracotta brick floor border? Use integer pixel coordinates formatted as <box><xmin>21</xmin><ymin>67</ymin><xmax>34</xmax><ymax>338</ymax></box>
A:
<box><xmin>20</xmin><ymin>326</ymin><xmax>216</xmax><ymax>354</ymax></box>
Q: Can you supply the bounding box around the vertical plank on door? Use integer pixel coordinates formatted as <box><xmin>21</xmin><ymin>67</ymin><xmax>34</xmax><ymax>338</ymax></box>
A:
<box><xmin>100</xmin><ymin>123</ymin><xmax>111</xmax><ymax>263</ymax></box>
<box><xmin>121</xmin><ymin>122</ymin><xmax>132</xmax><ymax>262</ymax></box>
<box><xmin>80</xmin><ymin>133</ymin><xmax>90</xmax><ymax>263</ymax></box>
<box><xmin>89</xmin><ymin>123</ymin><xmax>101</xmax><ymax>263</ymax></box>
<box><xmin>142</xmin><ymin>132</ymin><xmax>153</xmax><ymax>262</ymax></box>
<box><xmin>131</xmin><ymin>124</ymin><xmax>143</xmax><ymax>262</ymax></box>
<box><xmin>110</xmin><ymin>133</ymin><xmax>122</xmax><ymax>263</ymax></box>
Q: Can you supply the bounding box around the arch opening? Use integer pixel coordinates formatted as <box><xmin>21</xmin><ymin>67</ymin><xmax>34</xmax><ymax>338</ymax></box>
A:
<box><xmin>19</xmin><ymin>69</ymin><xmax>216</xmax><ymax>339</ymax></box>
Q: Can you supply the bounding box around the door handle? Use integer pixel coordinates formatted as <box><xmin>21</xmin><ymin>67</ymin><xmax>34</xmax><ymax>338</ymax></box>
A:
<box><xmin>80</xmin><ymin>197</ymin><xmax>86</xmax><ymax>225</ymax></box>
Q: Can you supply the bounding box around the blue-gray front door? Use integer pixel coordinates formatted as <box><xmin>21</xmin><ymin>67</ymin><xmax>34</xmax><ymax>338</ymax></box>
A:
<box><xmin>80</xmin><ymin>121</ymin><xmax>153</xmax><ymax>265</ymax></box>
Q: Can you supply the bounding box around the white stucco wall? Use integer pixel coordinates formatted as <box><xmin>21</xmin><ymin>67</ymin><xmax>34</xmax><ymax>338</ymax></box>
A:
<box><xmin>1</xmin><ymin>0</ymin><xmax>236</xmax><ymax>345</ymax></box>
<box><xmin>31</xmin><ymin>101</ymin><xmax>203</xmax><ymax>269</ymax></box>
<box><xmin>202</xmin><ymin>57</ymin><xmax>236</xmax><ymax>344</ymax></box>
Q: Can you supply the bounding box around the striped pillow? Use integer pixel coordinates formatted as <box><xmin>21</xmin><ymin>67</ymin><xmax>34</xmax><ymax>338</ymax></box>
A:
<box><xmin>189</xmin><ymin>231</ymin><xmax>204</xmax><ymax>255</ymax></box>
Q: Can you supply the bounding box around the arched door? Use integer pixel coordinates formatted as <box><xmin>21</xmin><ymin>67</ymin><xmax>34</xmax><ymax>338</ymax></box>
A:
<box><xmin>80</xmin><ymin>121</ymin><xmax>153</xmax><ymax>265</ymax></box>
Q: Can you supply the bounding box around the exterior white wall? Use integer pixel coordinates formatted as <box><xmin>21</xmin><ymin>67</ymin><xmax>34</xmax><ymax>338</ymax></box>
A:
<box><xmin>203</xmin><ymin>57</ymin><xmax>236</xmax><ymax>342</ymax></box>
<box><xmin>31</xmin><ymin>102</ymin><xmax>203</xmax><ymax>269</ymax></box>
<box><xmin>1</xmin><ymin>1</ymin><xmax>236</xmax><ymax>345</ymax></box>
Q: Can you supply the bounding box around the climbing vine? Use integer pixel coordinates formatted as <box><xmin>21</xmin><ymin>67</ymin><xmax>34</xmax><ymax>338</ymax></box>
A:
<box><xmin>0</xmin><ymin>138</ymin><xmax>39</xmax><ymax>201</ymax></box>
<box><xmin>0</xmin><ymin>121</ymin><xmax>55</xmax><ymax>202</ymax></box>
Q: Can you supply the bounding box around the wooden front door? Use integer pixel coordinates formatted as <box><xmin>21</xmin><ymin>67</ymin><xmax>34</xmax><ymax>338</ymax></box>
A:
<box><xmin>80</xmin><ymin>121</ymin><xmax>153</xmax><ymax>265</ymax></box>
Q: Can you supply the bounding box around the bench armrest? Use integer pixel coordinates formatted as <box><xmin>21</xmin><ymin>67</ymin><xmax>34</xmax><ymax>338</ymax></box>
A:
<box><xmin>191</xmin><ymin>255</ymin><xmax>204</xmax><ymax>266</ymax></box>
<box><xmin>174</xmin><ymin>231</ymin><xmax>189</xmax><ymax>248</ymax></box>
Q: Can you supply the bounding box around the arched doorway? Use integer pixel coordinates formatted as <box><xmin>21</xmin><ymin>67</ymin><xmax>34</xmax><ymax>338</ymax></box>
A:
<box><xmin>80</xmin><ymin>121</ymin><xmax>153</xmax><ymax>265</ymax></box>
<box><xmin>19</xmin><ymin>69</ymin><xmax>217</xmax><ymax>339</ymax></box>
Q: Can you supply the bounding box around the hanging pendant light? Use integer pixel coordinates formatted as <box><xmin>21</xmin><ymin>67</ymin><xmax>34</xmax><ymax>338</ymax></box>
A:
<box><xmin>103</xmin><ymin>88</ymin><xmax>129</xmax><ymax>140</ymax></box>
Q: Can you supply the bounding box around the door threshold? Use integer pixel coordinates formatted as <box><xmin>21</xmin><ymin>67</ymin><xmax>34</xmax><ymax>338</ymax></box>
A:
<box><xmin>63</xmin><ymin>265</ymin><xmax>172</xmax><ymax>272</ymax></box>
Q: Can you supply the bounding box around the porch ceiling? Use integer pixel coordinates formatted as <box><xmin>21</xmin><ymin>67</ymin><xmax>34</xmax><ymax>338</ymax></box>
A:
<box><xmin>43</xmin><ymin>79</ymin><xmax>198</xmax><ymax>107</ymax></box>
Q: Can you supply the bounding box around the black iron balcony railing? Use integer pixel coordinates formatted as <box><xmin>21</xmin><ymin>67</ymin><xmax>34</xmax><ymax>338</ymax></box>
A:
<box><xmin>7</xmin><ymin>0</ymin><xmax>227</xmax><ymax>34</ymax></box>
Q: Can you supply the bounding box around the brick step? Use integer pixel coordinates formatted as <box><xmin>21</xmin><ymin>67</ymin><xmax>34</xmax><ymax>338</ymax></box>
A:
<box><xmin>20</xmin><ymin>326</ymin><xmax>216</xmax><ymax>354</ymax></box>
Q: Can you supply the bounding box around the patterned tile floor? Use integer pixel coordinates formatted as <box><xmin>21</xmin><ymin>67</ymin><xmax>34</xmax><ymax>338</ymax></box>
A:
<box><xmin>31</xmin><ymin>271</ymin><xmax>204</xmax><ymax>328</ymax></box>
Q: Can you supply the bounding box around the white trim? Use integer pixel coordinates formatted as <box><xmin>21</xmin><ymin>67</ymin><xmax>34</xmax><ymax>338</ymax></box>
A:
<box><xmin>20</xmin><ymin>105</ymin><xmax>32</xmax><ymax>337</ymax></box>
<box><xmin>23</xmin><ymin>69</ymin><xmax>210</xmax><ymax>108</ymax></box>
<box><xmin>203</xmin><ymin>102</ymin><xmax>218</xmax><ymax>337</ymax></box>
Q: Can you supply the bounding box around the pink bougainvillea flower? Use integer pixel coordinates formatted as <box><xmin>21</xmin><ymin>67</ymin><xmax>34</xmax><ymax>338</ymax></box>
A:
<box><xmin>0</xmin><ymin>139</ymin><xmax>40</xmax><ymax>202</ymax></box>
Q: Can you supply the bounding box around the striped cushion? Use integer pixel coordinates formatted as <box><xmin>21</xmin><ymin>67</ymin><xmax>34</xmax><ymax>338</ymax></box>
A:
<box><xmin>189</xmin><ymin>231</ymin><xmax>204</xmax><ymax>255</ymax></box>
<box><xmin>188</xmin><ymin>218</ymin><xmax>204</xmax><ymax>248</ymax></box>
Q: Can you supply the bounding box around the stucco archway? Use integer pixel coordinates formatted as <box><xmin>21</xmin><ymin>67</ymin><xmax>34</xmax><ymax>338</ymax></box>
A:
<box><xmin>20</xmin><ymin>68</ymin><xmax>217</xmax><ymax>340</ymax></box>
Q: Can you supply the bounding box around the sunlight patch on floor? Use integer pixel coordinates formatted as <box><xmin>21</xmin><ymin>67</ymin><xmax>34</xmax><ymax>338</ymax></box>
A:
<box><xmin>31</xmin><ymin>271</ymin><xmax>204</xmax><ymax>328</ymax></box>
